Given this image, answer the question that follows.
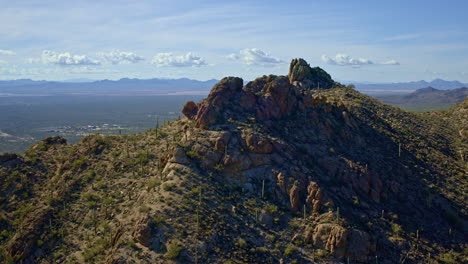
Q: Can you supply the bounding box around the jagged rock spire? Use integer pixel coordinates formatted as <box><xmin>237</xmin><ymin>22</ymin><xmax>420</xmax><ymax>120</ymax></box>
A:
<box><xmin>288</xmin><ymin>58</ymin><xmax>313</xmax><ymax>83</ymax></box>
<box><xmin>288</xmin><ymin>58</ymin><xmax>335</xmax><ymax>89</ymax></box>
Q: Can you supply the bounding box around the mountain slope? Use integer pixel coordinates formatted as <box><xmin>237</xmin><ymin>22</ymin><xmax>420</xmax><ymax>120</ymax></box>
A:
<box><xmin>0</xmin><ymin>59</ymin><xmax>466</xmax><ymax>264</ymax></box>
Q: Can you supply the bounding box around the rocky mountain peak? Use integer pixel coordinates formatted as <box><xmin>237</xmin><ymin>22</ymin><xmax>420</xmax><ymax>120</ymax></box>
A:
<box><xmin>182</xmin><ymin>59</ymin><xmax>342</xmax><ymax>128</ymax></box>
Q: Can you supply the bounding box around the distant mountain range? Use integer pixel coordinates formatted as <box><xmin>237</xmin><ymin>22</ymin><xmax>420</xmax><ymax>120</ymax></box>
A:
<box><xmin>1</xmin><ymin>78</ymin><xmax>467</xmax><ymax>97</ymax></box>
<box><xmin>0</xmin><ymin>78</ymin><xmax>218</xmax><ymax>96</ymax></box>
<box><xmin>350</xmin><ymin>78</ymin><xmax>468</xmax><ymax>94</ymax></box>
<box><xmin>375</xmin><ymin>86</ymin><xmax>468</xmax><ymax>111</ymax></box>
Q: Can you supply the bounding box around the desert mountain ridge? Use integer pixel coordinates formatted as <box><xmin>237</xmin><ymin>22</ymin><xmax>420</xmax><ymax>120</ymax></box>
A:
<box><xmin>0</xmin><ymin>59</ymin><xmax>466</xmax><ymax>264</ymax></box>
<box><xmin>375</xmin><ymin>86</ymin><xmax>467</xmax><ymax>111</ymax></box>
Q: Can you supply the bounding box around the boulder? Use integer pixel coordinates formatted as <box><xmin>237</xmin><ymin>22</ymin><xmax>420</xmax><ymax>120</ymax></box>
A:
<box><xmin>182</xmin><ymin>101</ymin><xmax>198</xmax><ymax>119</ymax></box>
<box><xmin>132</xmin><ymin>216</ymin><xmax>152</xmax><ymax>247</ymax></box>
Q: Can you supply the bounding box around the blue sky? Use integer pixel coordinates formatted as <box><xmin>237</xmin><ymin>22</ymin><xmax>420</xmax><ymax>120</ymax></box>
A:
<box><xmin>0</xmin><ymin>0</ymin><xmax>467</xmax><ymax>82</ymax></box>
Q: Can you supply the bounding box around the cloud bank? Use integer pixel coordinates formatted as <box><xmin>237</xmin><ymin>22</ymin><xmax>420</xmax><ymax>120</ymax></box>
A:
<box><xmin>41</xmin><ymin>50</ymin><xmax>101</xmax><ymax>66</ymax></box>
<box><xmin>321</xmin><ymin>54</ymin><xmax>400</xmax><ymax>67</ymax></box>
<box><xmin>151</xmin><ymin>52</ymin><xmax>206</xmax><ymax>67</ymax></box>
<box><xmin>321</xmin><ymin>54</ymin><xmax>373</xmax><ymax>66</ymax></box>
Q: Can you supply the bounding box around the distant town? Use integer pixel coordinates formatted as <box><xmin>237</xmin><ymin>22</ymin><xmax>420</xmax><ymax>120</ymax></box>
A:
<box><xmin>38</xmin><ymin>124</ymin><xmax>126</xmax><ymax>135</ymax></box>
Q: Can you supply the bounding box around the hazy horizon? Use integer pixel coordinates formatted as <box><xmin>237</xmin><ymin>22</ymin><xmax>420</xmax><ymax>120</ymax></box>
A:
<box><xmin>1</xmin><ymin>76</ymin><xmax>467</xmax><ymax>86</ymax></box>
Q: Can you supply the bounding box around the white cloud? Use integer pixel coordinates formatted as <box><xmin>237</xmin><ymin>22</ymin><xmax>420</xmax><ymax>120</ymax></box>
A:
<box><xmin>228</xmin><ymin>48</ymin><xmax>284</xmax><ymax>66</ymax></box>
<box><xmin>151</xmin><ymin>52</ymin><xmax>206</xmax><ymax>67</ymax></box>
<box><xmin>0</xmin><ymin>49</ymin><xmax>15</xmax><ymax>55</ymax></box>
<box><xmin>41</xmin><ymin>50</ymin><xmax>101</xmax><ymax>66</ymax></box>
<box><xmin>226</xmin><ymin>53</ymin><xmax>240</xmax><ymax>60</ymax></box>
<box><xmin>381</xmin><ymin>60</ymin><xmax>400</xmax><ymax>65</ymax></box>
<box><xmin>321</xmin><ymin>54</ymin><xmax>373</xmax><ymax>66</ymax></box>
<box><xmin>321</xmin><ymin>54</ymin><xmax>400</xmax><ymax>67</ymax></box>
<box><xmin>0</xmin><ymin>60</ymin><xmax>7</xmax><ymax>65</ymax></box>
<box><xmin>97</xmin><ymin>51</ymin><xmax>144</xmax><ymax>64</ymax></box>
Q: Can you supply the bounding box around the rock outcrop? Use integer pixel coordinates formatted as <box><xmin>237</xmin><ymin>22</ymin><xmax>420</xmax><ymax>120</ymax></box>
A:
<box><xmin>304</xmin><ymin>221</ymin><xmax>375</xmax><ymax>262</ymax></box>
<box><xmin>306</xmin><ymin>181</ymin><xmax>323</xmax><ymax>213</ymax></box>
<box><xmin>182</xmin><ymin>59</ymin><xmax>340</xmax><ymax>128</ymax></box>
<box><xmin>288</xmin><ymin>58</ymin><xmax>335</xmax><ymax>90</ymax></box>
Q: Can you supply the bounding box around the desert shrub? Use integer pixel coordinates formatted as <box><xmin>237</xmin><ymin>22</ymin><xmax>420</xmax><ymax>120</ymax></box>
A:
<box><xmin>235</xmin><ymin>238</ymin><xmax>247</xmax><ymax>248</ymax></box>
<box><xmin>165</xmin><ymin>241</ymin><xmax>184</xmax><ymax>259</ymax></box>
<box><xmin>147</xmin><ymin>178</ymin><xmax>161</xmax><ymax>191</ymax></box>
<box><xmin>214</xmin><ymin>163</ymin><xmax>225</xmax><ymax>171</ymax></box>
<box><xmin>438</xmin><ymin>251</ymin><xmax>460</xmax><ymax>264</ymax></box>
<box><xmin>134</xmin><ymin>150</ymin><xmax>151</xmax><ymax>166</ymax></box>
<box><xmin>313</xmin><ymin>249</ymin><xmax>330</xmax><ymax>260</ymax></box>
<box><xmin>82</xmin><ymin>237</ymin><xmax>109</xmax><ymax>261</ymax></box>
<box><xmin>391</xmin><ymin>222</ymin><xmax>403</xmax><ymax>235</ymax></box>
<box><xmin>72</xmin><ymin>156</ymin><xmax>88</xmax><ymax>168</ymax></box>
<box><xmin>352</xmin><ymin>196</ymin><xmax>359</xmax><ymax>206</ymax></box>
<box><xmin>162</xmin><ymin>183</ymin><xmax>176</xmax><ymax>192</ymax></box>
<box><xmin>284</xmin><ymin>244</ymin><xmax>296</xmax><ymax>256</ymax></box>
<box><xmin>264</xmin><ymin>204</ymin><xmax>278</xmax><ymax>214</ymax></box>
<box><xmin>152</xmin><ymin>216</ymin><xmax>165</xmax><ymax>227</ymax></box>
<box><xmin>186</xmin><ymin>150</ymin><xmax>200</xmax><ymax>159</ymax></box>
